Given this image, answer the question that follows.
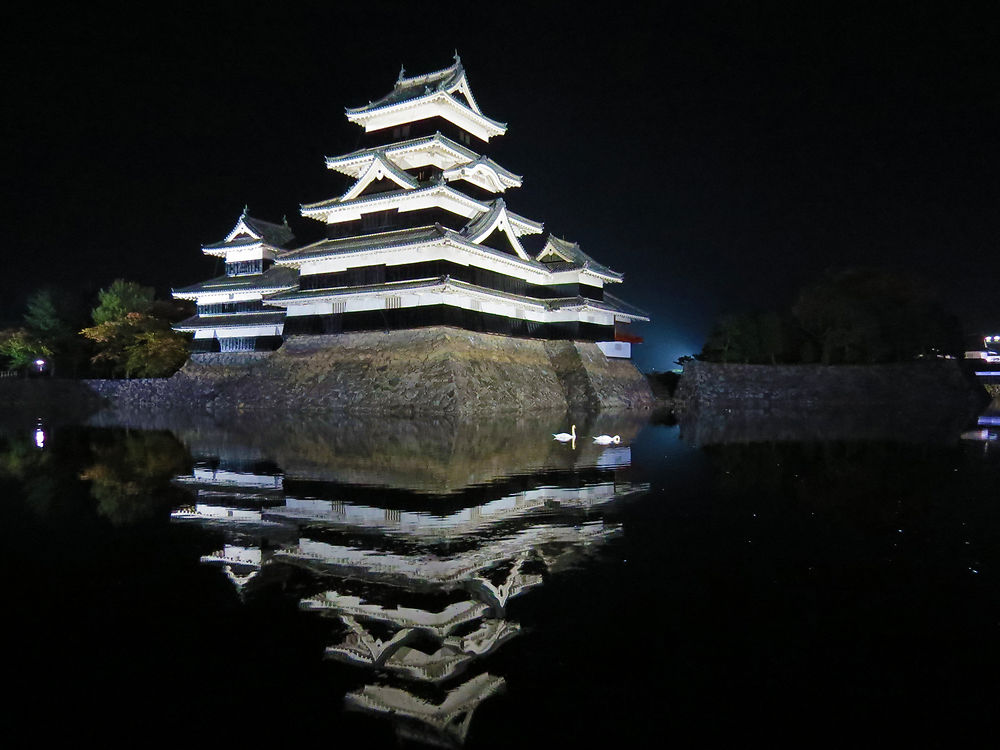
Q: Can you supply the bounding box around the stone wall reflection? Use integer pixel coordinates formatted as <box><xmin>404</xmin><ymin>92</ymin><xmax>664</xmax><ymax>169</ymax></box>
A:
<box><xmin>98</xmin><ymin>408</ymin><xmax>647</xmax><ymax>493</ymax></box>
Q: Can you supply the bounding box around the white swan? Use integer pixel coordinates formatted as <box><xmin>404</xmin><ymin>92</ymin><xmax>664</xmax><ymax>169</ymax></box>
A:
<box><xmin>553</xmin><ymin>425</ymin><xmax>576</xmax><ymax>442</ymax></box>
<box><xmin>592</xmin><ymin>434</ymin><xmax>621</xmax><ymax>445</ymax></box>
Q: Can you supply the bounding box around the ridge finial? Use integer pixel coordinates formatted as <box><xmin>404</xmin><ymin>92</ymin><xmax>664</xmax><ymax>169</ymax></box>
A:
<box><xmin>397</xmin><ymin>64</ymin><xmax>406</xmax><ymax>82</ymax></box>
<box><xmin>453</xmin><ymin>49</ymin><xmax>461</xmax><ymax>66</ymax></box>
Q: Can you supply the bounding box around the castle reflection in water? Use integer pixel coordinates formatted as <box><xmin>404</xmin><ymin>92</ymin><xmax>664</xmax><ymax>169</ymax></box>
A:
<box><xmin>165</xmin><ymin>412</ymin><xmax>648</xmax><ymax>747</ymax></box>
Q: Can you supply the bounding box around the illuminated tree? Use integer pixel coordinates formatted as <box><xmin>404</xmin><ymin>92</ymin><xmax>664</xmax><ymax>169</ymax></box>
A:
<box><xmin>80</xmin><ymin>280</ymin><xmax>191</xmax><ymax>378</ymax></box>
<box><xmin>91</xmin><ymin>279</ymin><xmax>154</xmax><ymax>325</ymax></box>
<box><xmin>0</xmin><ymin>328</ymin><xmax>51</xmax><ymax>371</ymax></box>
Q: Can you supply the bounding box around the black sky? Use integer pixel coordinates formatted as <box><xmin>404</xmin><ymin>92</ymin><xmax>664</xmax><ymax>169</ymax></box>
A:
<box><xmin>3</xmin><ymin>2</ymin><xmax>998</xmax><ymax>369</ymax></box>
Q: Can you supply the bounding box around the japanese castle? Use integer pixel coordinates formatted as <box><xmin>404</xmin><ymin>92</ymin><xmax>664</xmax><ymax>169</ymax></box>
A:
<box><xmin>173</xmin><ymin>55</ymin><xmax>647</xmax><ymax>356</ymax></box>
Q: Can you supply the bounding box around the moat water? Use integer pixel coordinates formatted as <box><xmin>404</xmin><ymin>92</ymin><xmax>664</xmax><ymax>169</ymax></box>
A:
<box><xmin>5</xmin><ymin>400</ymin><xmax>999</xmax><ymax>745</ymax></box>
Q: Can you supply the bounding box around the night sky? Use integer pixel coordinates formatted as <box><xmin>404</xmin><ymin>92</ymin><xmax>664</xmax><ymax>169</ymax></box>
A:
<box><xmin>4</xmin><ymin>3</ymin><xmax>998</xmax><ymax>370</ymax></box>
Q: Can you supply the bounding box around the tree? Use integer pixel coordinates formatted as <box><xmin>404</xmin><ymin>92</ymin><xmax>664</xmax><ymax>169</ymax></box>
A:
<box><xmin>125</xmin><ymin>327</ymin><xmax>191</xmax><ymax>377</ymax></box>
<box><xmin>21</xmin><ymin>288</ymin><xmax>86</xmax><ymax>376</ymax></box>
<box><xmin>696</xmin><ymin>268</ymin><xmax>958</xmax><ymax>366</ymax></box>
<box><xmin>792</xmin><ymin>268</ymin><xmax>961</xmax><ymax>364</ymax></box>
<box><xmin>701</xmin><ymin>313</ymin><xmax>756</xmax><ymax>363</ymax></box>
<box><xmin>0</xmin><ymin>329</ymin><xmax>51</xmax><ymax>371</ymax></box>
<box><xmin>91</xmin><ymin>280</ymin><xmax>154</xmax><ymax>325</ymax></box>
<box><xmin>80</xmin><ymin>430</ymin><xmax>191</xmax><ymax>525</ymax></box>
<box><xmin>80</xmin><ymin>280</ymin><xmax>191</xmax><ymax>378</ymax></box>
<box><xmin>757</xmin><ymin>311</ymin><xmax>789</xmax><ymax>365</ymax></box>
<box><xmin>24</xmin><ymin>290</ymin><xmax>70</xmax><ymax>341</ymax></box>
<box><xmin>700</xmin><ymin>312</ymin><xmax>795</xmax><ymax>364</ymax></box>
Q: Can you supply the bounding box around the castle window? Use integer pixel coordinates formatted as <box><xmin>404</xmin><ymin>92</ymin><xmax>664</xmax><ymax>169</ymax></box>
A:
<box><xmin>198</xmin><ymin>299</ymin><xmax>266</xmax><ymax>315</ymax></box>
<box><xmin>362</xmin><ymin>209</ymin><xmax>398</xmax><ymax>232</ymax></box>
<box><xmin>219</xmin><ymin>337</ymin><xmax>256</xmax><ymax>352</ymax></box>
<box><xmin>225</xmin><ymin>259</ymin><xmax>264</xmax><ymax>276</ymax></box>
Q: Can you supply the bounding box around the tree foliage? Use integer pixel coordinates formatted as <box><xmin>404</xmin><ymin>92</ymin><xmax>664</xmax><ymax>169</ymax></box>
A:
<box><xmin>24</xmin><ymin>290</ymin><xmax>70</xmax><ymax>340</ymax></box>
<box><xmin>700</xmin><ymin>311</ymin><xmax>795</xmax><ymax>364</ymax></box>
<box><xmin>792</xmin><ymin>269</ymin><xmax>961</xmax><ymax>364</ymax></box>
<box><xmin>91</xmin><ymin>280</ymin><xmax>155</xmax><ymax>325</ymax></box>
<box><xmin>80</xmin><ymin>430</ymin><xmax>191</xmax><ymax>526</ymax></box>
<box><xmin>80</xmin><ymin>279</ymin><xmax>191</xmax><ymax>378</ymax></box>
<box><xmin>699</xmin><ymin>268</ymin><xmax>962</xmax><ymax>365</ymax></box>
<box><xmin>0</xmin><ymin>328</ymin><xmax>51</xmax><ymax>370</ymax></box>
<box><xmin>21</xmin><ymin>288</ymin><xmax>88</xmax><ymax>375</ymax></box>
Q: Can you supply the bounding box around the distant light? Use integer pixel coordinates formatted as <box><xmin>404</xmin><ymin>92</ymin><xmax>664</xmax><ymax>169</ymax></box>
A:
<box><xmin>34</xmin><ymin>428</ymin><xmax>45</xmax><ymax>449</ymax></box>
<box><xmin>35</xmin><ymin>359</ymin><xmax>44</xmax><ymax>366</ymax></box>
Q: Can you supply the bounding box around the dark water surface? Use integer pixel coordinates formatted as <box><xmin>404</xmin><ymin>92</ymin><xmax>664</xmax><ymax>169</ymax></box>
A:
<box><xmin>6</xmin><ymin>402</ymin><xmax>999</xmax><ymax>745</ymax></box>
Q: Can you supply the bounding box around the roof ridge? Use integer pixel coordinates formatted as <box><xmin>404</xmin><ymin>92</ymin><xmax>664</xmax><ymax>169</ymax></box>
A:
<box><xmin>393</xmin><ymin>53</ymin><xmax>463</xmax><ymax>89</ymax></box>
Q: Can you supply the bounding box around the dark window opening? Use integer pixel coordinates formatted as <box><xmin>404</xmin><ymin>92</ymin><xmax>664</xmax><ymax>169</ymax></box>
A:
<box><xmin>361</xmin><ymin>208</ymin><xmax>399</xmax><ymax>232</ymax></box>
<box><xmin>283</xmin><ymin>305</ymin><xmax>613</xmax><ymax>342</ymax></box>
<box><xmin>363</xmin><ymin>117</ymin><xmax>488</xmax><ymax>150</ymax></box>
<box><xmin>407</xmin><ymin>167</ymin><xmax>442</xmax><ymax>183</ymax></box>
<box><xmin>198</xmin><ymin>299</ymin><xmax>267</xmax><ymax>315</ymax></box>
<box><xmin>300</xmin><ymin>265</ymin><xmax>386</xmax><ymax>291</ymax></box>
<box><xmin>225</xmin><ymin>258</ymin><xmax>272</xmax><ymax>276</ymax></box>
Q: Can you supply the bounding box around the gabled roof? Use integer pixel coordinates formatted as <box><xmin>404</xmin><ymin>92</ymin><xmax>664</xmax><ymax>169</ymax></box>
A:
<box><xmin>348</xmin><ymin>53</ymin><xmax>477</xmax><ymax>114</ymax></box>
<box><xmin>340</xmin><ymin>153</ymin><xmax>420</xmax><ymax>201</ymax></box>
<box><xmin>461</xmin><ymin>200</ymin><xmax>536</xmax><ymax>261</ymax></box>
<box><xmin>536</xmin><ymin>235</ymin><xmax>623</xmax><ymax>282</ymax></box>
<box><xmin>464</xmin><ymin>198</ymin><xmax>543</xmax><ymax>237</ymax></box>
<box><xmin>202</xmin><ymin>208</ymin><xmax>295</xmax><ymax>255</ymax></box>
<box><xmin>344</xmin><ymin>55</ymin><xmax>507</xmax><ymax>141</ymax></box>
<box><xmin>442</xmin><ymin>155</ymin><xmax>522</xmax><ymax>192</ymax></box>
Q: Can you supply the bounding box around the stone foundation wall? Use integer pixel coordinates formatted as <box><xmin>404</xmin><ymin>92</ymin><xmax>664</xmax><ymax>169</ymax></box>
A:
<box><xmin>671</xmin><ymin>360</ymin><xmax>989</xmax><ymax>446</ymax></box>
<box><xmin>83</xmin><ymin>327</ymin><xmax>654</xmax><ymax>415</ymax></box>
<box><xmin>675</xmin><ymin>360</ymin><xmax>988</xmax><ymax>413</ymax></box>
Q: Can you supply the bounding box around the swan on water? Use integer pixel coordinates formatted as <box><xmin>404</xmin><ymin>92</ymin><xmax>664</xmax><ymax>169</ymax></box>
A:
<box><xmin>553</xmin><ymin>425</ymin><xmax>576</xmax><ymax>442</ymax></box>
<box><xmin>592</xmin><ymin>434</ymin><xmax>621</xmax><ymax>445</ymax></box>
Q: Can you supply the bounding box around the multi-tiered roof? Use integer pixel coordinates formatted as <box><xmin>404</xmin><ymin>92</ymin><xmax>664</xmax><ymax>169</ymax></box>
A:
<box><xmin>268</xmin><ymin>54</ymin><xmax>647</xmax><ymax>343</ymax></box>
<box><xmin>173</xmin><ymin>208</ymin><xmax>296</xmax><ymax>352</ymax></box>
<box><xmin>174</xmin><ymin>55</ymin><xmax>647</xmax><ymax>353</ymax></box>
